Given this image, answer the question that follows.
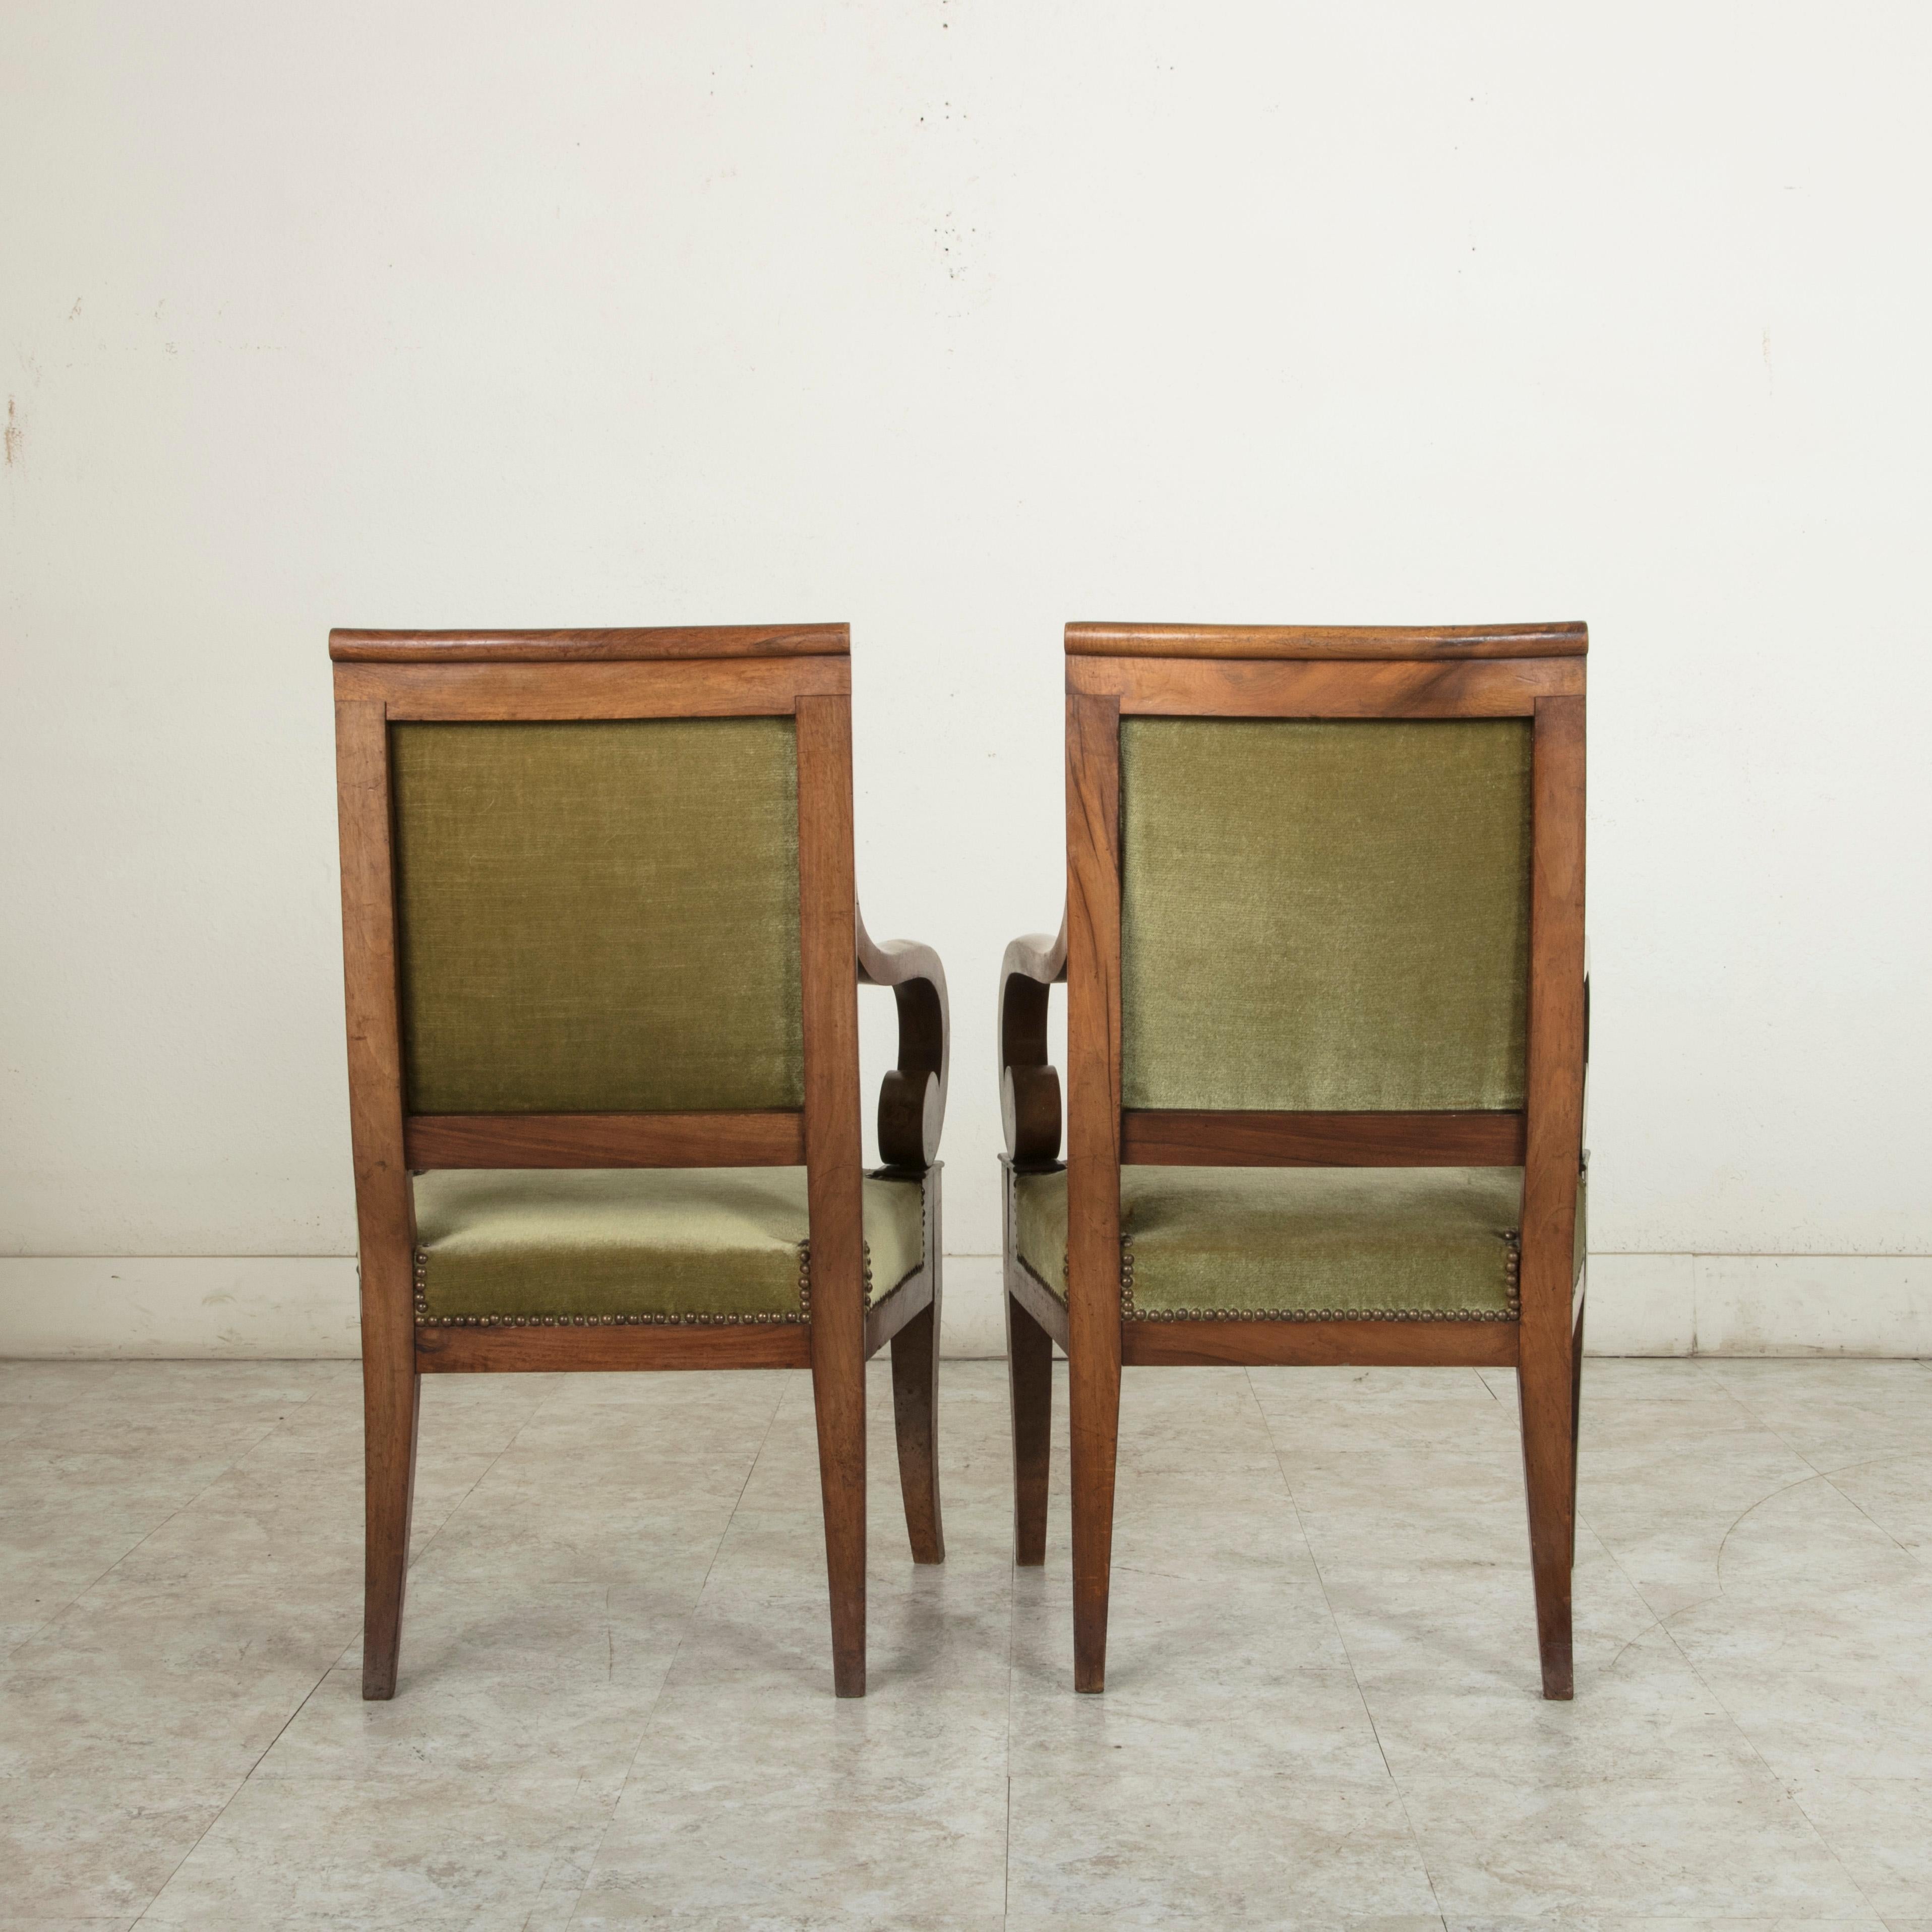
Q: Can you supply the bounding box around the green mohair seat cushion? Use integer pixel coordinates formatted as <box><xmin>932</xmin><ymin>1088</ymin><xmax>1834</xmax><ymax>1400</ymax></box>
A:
<box><xmin>1013</xmin><ymin>1166</ymin><xmax>1527</xmax><ymax>1320</ymax></box>
<box><xmin>412</xmin><ymin>1168</ymin><xmax>924</xmax><ymax>1325</ymax></box>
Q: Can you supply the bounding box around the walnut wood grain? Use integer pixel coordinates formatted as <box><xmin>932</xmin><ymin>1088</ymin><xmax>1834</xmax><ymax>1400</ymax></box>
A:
<box><xmin>1007</xmin><ymin>1250</ymin><xmax>1071</xmax><ymax>1351</ymax></box>
<box><xmin>416</xmin><ymin>1322</ymin><xmax>812</xmax><ymax>1372</ymax></box>
<box><xmin>1000</xmin><ymin>916</ymin><xmax>1068</xmax><ymax>1168</ymax></box>
<box><xmin>1006</xmin><ymin>1290</ymin><xmax>1056</xmax><ymax>1566</ymax></box>
<box><xmin>1003</xmin><ymin>1156</ymin><xmax>1057</xmax><ymax>1566</ymax></box>
<box><xmin>330</xmin><ymin>624</ymin><xmax>849</xmax><ymax>663</ymax></box>
<box><xmin>1065</xmin><ymin>691</ymin><xmax>1124</xmax><ymax>1694</ymax></box>
<box><xmin>857</xmin><ymin>911</ymin><xmax>949</xmax><ymax>1172</ymax></box>
<box><xmin>1121</xmin><ymin>1110</ymin><xmax>1526</xmax><ymax>1167</ymax></box>
<box><xmin>1121</xmin><ymin>1318</ymin><xmax>1520</xmax><ymax>1369</ymax></box>
<box><xmin>865</xmin><ymin>1263</ymin><xmax>935</xmax><ymax>1355</ymax></box>
<box><xmin>403</xmin><ymin>1112</ymin><xmax>805</xmax><ymax>1170</ymax></box>
<box><xmin>797</xmin><ymin>691</ymin><xmax>870</xmax><ymax>1698</ymax></box>
<box><xmin>1519</xmin><ymin>693</ymin><xmax>1588</xmax><ymax>1699</ymax></box>
<box><xmin>887</xmin><ymin>1165</ymin><xmax>945</xmax><ymax>1563</ymax></box>
<box><xmin>331</xmin><ymin>655</ymin><xmax>850</xmax><ymax>720</ymax></box>
<box><xmin>334</xmin><ymin>698</ymin><xmax>420</xmax><ymax>1700</ymax></box>
<box><xmin>1065</xmin><ymin>654</ymin><xmax>1581</xmax><ymax>717</ymax></box>
<box><xmin>1066</xmin><ymin>622</ymin><xmax>1586</xmax><ymax>660</ymax></box>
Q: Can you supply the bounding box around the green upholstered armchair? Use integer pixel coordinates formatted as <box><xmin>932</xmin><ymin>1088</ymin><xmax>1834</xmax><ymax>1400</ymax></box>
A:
<box><xmin>332</xmin><ymin>625</ymin><xmax>948</xmax><ymax>1700</ymax></box>
<box><xmin>1000</xmin><ymin>623</ymin><xmax>1588</xmax><ymax>1699</ymax></box>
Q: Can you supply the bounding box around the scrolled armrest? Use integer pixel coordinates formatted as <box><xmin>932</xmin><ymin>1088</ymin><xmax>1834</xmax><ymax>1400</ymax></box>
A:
<box><xmin>999</xmin><ymin>910</ymin><xmax>1067</xmax><ymax>1168</ymax></box>
<box><xmin>856</xmin><ymin>905</ymin><xmax>948</xmax><ymax>1172</ymax></box>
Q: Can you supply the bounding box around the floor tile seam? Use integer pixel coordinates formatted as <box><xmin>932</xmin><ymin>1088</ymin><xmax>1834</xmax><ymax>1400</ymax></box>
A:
<box><xmin>517</xmin><ymin>1761</ymin><xmax>651</xmax><ymax>1932</ymax></box>
<box><xmin>565</xmin><ymin>1373</ymin><xmax>792</xmax><ymax>1920</ymax></box>
<box><xmin>1577</xmin><ymin>1480</ymin><xmax>1758</xmax><ymax>1643</ymax></box>
<box><xmin>126</xmin><ymin>1650</ymin><xmax>341</xmax><ymax>1926</ymax></box>
<box><xmin>3</xmin><ymin>1402</ymin><xmax>318</xmax><ymax>1665</ymax></box>
<box><xmin>128</xmin><ymin>1376</ymin><xmax>382</xmax><ymax>1922</ymax></box>
<box><xmin>1698</xmin><ymin>1356</ymin><xmax>1837</xmax><ymax>1438</ymax></box>
<box><xmin>1740</xmin><ymin>1425</ymin><xmax>1929</xmax><ymax>1571</ymax></box>
<box><xmin>1003</xmin><ymin>1773</ymin><xmax>1012</xmax><ymax>1929</ymax></box>
<box><xmin>1815</xmin><ymin>1468</ymin><xmax>1932</xmax><ymax>1574</ymax></box>
<box><xmin>1661</xmin><ymin>1633</ymin><xmax>1893</xmax><ymax>1923</ymax></box>
<box><xmin>1278</xmin><ymin>1484</ymin><xmax>1449</xmax><ymax>1922</ymax></box>
<box><xmin>1240</xmin><ymin>1368</ymin><xmax>1447</xmax><ymax>1926</ymax></box>
<box><xmin>398</xmin><ymin>1373</ymin><xmax>576</xmax><ymax>1577</ymax></box>
<box><xmin>1579</xmin><ymin>1493</ymin><xmax>1890</xmax><ymax>1925</ymax></box>
<box><xmin>218</xmin><ymin>1366</ymin><xmax>623</xmax><ymax>1899</ymax></box>
<box><xmin>1705</xmin><ymin>1469</ymin><xmax>1847</xmax><ymax>1596</ymax></box>
<box><xmin>0</xmin><ymin>1359</ymin><xmax>126</xmax><ymax>1433</ymax></box>
<box><xmin>1572</xmin><ymin>1514</ymin><xmax>1681</xmax><ymax>1679</ymax></box>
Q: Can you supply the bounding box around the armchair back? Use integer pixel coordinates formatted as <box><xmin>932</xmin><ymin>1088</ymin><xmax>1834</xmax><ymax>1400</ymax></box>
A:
<box><xmin>331</xmin><ymin>626</ymin><xmax>856</xmax><ymax>1178</ymax></box>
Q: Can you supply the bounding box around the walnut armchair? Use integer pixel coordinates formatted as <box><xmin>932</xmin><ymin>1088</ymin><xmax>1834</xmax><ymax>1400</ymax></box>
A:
<box><xmin>1000</xmin><ymin>623</ymin><xmax>1588</xmax><ymax>1698</ymax></box>
<box><xmin>332</xmin><ymin>625</ymin><xmax>948</xmax><ymax>1700</ymax></box>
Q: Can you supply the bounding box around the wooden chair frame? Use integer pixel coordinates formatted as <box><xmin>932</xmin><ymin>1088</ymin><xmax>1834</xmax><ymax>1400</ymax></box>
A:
<box><xmin>1000</xmin><ymin>622</ymin><xmax>1587</xmax><ymax>1698</ymax></box>
<box><xmin>333</xmin><ymin>624</ymin><xmax>949</xmax><ymax>1701</ymax></box>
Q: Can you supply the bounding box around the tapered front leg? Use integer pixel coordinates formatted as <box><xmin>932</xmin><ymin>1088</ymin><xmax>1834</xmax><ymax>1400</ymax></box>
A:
<box><xmin>1006</xmin><ymin>1287</ymin><xmax>1053</xmax><ymax>1567</ymax></box>
<box><xmin>891</xmin><ymin>1294</ymin><xmax>946</xmax><ymax>1564</ymax></box>
<box><xmin>1068</xmin><ymin>1340</ymin><xmax>1120</xmax><ymax>1694</ymax></box>
<box><xmin>890</xmin><ymin>1171</ymin><xmax>945</xmax><ymax>1563</ymax></box>
<box><xmin>811</xmin><ymin>1284</ymin><xmax>868</xmax><ymax>1698</ymax></box>
<box><xmin>361</xmin><ymin>1265</ymin><xmax>419</xmax><ymax>1701</ymax></box>
<box><xmin>1519</xmin><ymin>1344</ymin><xmax>1576</xmax><ymax>1700</ymax></box>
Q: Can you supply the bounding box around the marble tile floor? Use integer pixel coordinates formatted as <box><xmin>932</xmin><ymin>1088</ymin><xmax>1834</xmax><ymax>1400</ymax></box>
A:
<box><xmin>1</xmin><ymin>1354</ymin><xmax>1928</xmax><ymax>1929</ymax></box>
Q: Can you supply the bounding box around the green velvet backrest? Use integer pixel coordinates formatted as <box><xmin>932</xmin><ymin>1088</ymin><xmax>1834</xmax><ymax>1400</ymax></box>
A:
<box><xmin>389</xmin><ymin>717</ymin><xmax>803</xmax><ymax>1114</ymax></box>
<box><xmin>1119</xmin><ymin>717</ymin><xmax>1532</xmax><ymax>1112</ymax></box>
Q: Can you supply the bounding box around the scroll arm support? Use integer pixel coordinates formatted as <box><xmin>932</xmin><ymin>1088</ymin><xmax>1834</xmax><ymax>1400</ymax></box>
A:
<box><xmin>856</xmin><ymin>905</ymin><xmax>949</xmax><ymax>1173</ymax></box>
<box><xmin>999</xmin><ymin>910</ymin><xmax>1067</xmax><ymax>1169</ymax></box>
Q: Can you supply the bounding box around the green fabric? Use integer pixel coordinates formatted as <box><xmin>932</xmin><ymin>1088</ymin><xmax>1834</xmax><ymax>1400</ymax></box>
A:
<box><xmin>1119</xmin><ymin>718</ymin><xmax>1532</xmax><ymax>1112</ymax></box>
<box><xmin>1013</xmin><ymin>1166</ymin><xmax>1523</xmax><ymax>1319</ymax></box>
<box><xmin>412</xmin><ymin>1168</ymin><xmax>924</xmax><ymax>1323</ymax></box>
<box><xmin>391</xmin><ymin>719</ymin><xmax>803</xmax><ymax>1114</ymax></box>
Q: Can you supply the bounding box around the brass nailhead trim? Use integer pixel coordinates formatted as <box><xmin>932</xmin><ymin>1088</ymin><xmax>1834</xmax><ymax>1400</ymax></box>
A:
<box><xmin>800</xmin><ymin>1236</ymin><xmax>878</xmax><ymax>1316</ymax></box>
<box><xmin>409</xmin><ymin>1233</ymin><xmax>872</xmax><ymax>1330</ymax></box>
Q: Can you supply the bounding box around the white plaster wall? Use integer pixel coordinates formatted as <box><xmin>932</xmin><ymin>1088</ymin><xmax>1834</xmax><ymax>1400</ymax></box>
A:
<box><xmin>3</xmin><ymin>3</ymin><xmax>1928</xmax><ymax>1356</ymax></box>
